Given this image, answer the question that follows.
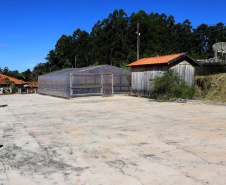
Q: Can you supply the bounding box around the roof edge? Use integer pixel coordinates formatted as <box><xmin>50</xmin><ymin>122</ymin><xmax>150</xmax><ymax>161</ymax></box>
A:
<box><xmin>0</xmin><ymin>73</ymin><xmax>27</xmax><ymax>84</ymax></box>
<box><xmin>127</xmin><ymin>63</ymin><xmax>168</xmax><ymax>67</ymax></box>
<box><xmin>167</xmin><ymin>53</ymin><xmax>201</xmax><ymax>66</ymax></box>
<box><xmin>126</xmin><ymin>53</ymin><xmax>187</xmax><ymax>67</ymax></box>
<box><xmin>127</xmin><ymin>53</ymin><xmax>201</xmax><ymax>67</ymax></box>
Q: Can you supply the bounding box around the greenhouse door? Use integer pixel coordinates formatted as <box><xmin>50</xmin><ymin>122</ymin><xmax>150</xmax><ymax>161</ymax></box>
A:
<box><xmin>102</xmin><ymin>74</ymin><xmax>113</xmax><ymax>97</ymax></box>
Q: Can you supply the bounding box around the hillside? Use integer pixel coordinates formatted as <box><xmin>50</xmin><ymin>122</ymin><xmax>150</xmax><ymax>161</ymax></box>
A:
<box><xmin>194</xmin><ymin>73</ymin><xmax>226</xmax><ymax>103</ymax></box>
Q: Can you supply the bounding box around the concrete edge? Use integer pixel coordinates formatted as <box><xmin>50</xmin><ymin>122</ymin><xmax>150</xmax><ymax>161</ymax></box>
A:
<box><xmin>187</xmin><ymin>100</ymin><xmax>226</xmax><ymax>106</ymax></box>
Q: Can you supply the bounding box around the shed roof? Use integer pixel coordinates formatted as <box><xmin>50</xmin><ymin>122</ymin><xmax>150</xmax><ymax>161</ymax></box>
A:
<box><xmin>40</xmin><ymin>65</ymin><xmax>131</xmax><ymax>76</ymax></box>
<box><xmin>0</xmin><ymin>74</ymin><xmax>27</xmax><ymax>85</ymax></box>
<box><xmin>127</xmin><ymin>53</ymin><xmax>200</xmax><ymax>67</ymax></box>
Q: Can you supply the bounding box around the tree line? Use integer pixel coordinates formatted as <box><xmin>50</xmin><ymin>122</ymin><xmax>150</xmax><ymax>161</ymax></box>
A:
<box><xmin>2</xmin><ymin>9</ymin><xmax>226</xmax><ymax>81</ymax></box>
<box><xmin>0</xmin><ymin>67</ymin><xmax>32</xmax><ymax>82</ymax></box>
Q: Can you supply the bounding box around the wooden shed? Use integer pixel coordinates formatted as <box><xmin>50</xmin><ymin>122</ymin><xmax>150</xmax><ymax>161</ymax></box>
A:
<box><xmin>127</xmin><ymin>53</ymin><xmax>201</xmax><ymax>96</ymax></box>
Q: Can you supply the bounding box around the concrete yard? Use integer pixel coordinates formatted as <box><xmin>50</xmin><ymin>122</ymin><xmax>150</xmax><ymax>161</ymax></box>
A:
<box><xmin>0</xmin><ymin>94</ymin><xmax>225</xmax><ymax>185</ymax></box>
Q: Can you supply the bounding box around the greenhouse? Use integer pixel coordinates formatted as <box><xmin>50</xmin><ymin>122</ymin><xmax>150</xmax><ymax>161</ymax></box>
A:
<box><xmin>38</xmin><ymin>65</ymin><xmax>131</xmax><ymax>98</ymax></box>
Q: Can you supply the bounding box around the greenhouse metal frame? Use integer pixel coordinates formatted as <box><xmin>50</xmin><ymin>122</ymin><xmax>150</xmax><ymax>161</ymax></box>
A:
<box><xmin>38</xmin><ymin>65</ymin><xmax>131</xmax><ymax>98</ymax></box>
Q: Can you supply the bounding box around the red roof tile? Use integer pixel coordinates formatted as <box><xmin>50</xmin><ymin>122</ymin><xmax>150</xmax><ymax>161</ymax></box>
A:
<box><xmin>127</xmin><ymin>53</ymin><xmax>187</xmax><ymax>67</ymax></box>
<box><xmin>0</xmin><ymin>74</ymin><xmax>27</xmax><ymax>85</ymax></box>
<box><xmin>27</xmin><ymin>82</ymin><xmax>38</xmax><ymax>87</ymax></box>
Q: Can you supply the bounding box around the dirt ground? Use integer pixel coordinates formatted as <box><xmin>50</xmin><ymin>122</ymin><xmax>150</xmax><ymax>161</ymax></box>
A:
<box><xmin>0</xmin><ymin>94</ymin><xmax>225</xmax><ymax>185</ymax></box>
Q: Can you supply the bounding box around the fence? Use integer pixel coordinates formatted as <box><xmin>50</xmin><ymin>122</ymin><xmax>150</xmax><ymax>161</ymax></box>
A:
<box><xmin>70</xmin><ymin>73</ymin><xmax>131</xmax><ymax>97</ymax></box>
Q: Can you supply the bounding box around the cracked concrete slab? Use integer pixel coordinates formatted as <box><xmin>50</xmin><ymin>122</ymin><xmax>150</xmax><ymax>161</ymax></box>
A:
<box><xmin>0</xmin><ymin>94</ymin><xmax>225</xmax><ymax>185</ymax></box>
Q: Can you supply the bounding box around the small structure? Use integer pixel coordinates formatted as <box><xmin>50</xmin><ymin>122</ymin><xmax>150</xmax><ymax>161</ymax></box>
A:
<box><xmin>26</xmin><ymin>82</ymin><xmax>38</xmax><ymax>88</ymax></box>
<box><xmin>26</xmin><ymin>82</ymin><xmax>38</xmax><ymax>93</ymax></box>
<box><xmin>38</xmin><ymin>65</ymin><xmax>131</xmax><ymax>99</ymax></box>
<box><xmin>0</xmin><ymin>74</ymin><xmax>27</xmax><ymax>93</ymax></box>
<box><xmin>127</xmin><ymin>53</ymin><xmax>201</xmax><ymax>96</ymax></box>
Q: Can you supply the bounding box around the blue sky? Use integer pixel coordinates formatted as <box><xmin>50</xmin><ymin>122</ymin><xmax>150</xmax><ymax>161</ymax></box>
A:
<box><xmin>0</xmin><ymin>0</ymin><xmax>226</xmax><ymax>72</ymax></box>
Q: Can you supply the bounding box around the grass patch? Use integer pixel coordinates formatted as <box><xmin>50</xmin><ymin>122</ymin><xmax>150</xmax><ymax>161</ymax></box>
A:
<box><xmin>194</xmin><ymin>73</ymin><xmax>226</xmax><ymax>103</ymax></box>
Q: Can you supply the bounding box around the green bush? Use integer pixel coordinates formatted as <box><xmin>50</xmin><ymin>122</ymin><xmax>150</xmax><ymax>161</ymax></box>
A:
<box><xmin>4</xmin><ymin>88</ymin><xmax>10</xmax><ymax>94</ymax></box>
<box><xmin>152</xmin><ymin>69</ymin><xmax>196</xmax><ymax>100</ymax></box>
<box><xmin>194</xmin><ymin>73</ymin><xmax>226</xmax><ymax>102</ymax></box>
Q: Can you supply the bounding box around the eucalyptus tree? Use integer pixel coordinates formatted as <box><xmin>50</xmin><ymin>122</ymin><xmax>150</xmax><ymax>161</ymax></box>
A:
<box><xmin>71</xmin><ymin>29</ymin><xmax>90</xmax><ymax>67</ymax></box>
<box><xmin>29</xmin><ymin>8</ymin><xmax>226</xmax><ymax>82</ymax></box>
<box><xmin>192</xmin><ymin>24</ymin><xmax>209</xmax><ymax>58</ymax></box>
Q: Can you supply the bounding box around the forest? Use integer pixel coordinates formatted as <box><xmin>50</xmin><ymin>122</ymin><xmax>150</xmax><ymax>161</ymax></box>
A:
<box><xmin>1</xmin><ymin>9</ymin><xmax>226</xmax><ymax>81</ymax></box>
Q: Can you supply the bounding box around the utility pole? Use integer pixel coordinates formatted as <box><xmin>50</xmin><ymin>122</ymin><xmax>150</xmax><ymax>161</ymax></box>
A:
<box><xmin>75</xmin><ymin>55</ymin><xmax>76</xmax><ymax>68</ymax></box>
<box><xmin>137</xmin><ymin>22</ymin><xmax>140</xmax><ymax>61</ymax></box>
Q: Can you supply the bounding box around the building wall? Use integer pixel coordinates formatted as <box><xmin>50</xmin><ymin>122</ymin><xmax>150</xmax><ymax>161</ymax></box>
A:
<box><xmin>169</xmin><ymin>60</ymin><xmax>195</xmax><ymax>86</ymax></box>
<box><xmin>131</xmin><ymin>65</ymin><xmax>168</xmax><ymax>96</ymax></box>
<box><xmin>131</xmin><ymin>58</ymin><xmax>196</xmax><ymax>96</ymax></box>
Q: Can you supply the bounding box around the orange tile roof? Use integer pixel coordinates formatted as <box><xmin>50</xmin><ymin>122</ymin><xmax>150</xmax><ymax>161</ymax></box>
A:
<box><xmin>27</xmin><ymin>82</ymin><xmax>38</xmax><ymax>87</ymax></box>
<box><xmin>127</xmin><ymin>53</ymin><xmax>187</xmax><ymax>67</ymax></box>
<box><xmin>0</xmin><ymin>74</ymin><xmax>27</xmax><ymax>85</ymax></box>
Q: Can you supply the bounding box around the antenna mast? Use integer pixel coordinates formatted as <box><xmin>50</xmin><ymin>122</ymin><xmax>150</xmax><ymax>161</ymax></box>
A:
<box><xmin>212</xmin><ymin>42</ymin><xmax>226</xmax><ymax>62</ymax></box>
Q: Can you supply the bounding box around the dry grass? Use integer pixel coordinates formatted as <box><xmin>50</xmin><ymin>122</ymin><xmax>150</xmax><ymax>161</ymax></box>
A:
<box><xmin>194</xmin><ymin>73</ymin><xmax>226</xmax><ymax>103</ymax></box>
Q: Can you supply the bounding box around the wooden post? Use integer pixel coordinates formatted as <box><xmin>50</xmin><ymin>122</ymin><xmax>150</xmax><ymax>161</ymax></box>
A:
<box><xmin>70</xmin><ymin>73</ymin><xmax>72</xmax><ymax>97</ymax></box>
<box><xmin>120</xmin><ymin>75</ymin><xmax>122</xmax><ymax>92</ymax></box>
<box><xmin>101</xmin><ymin>74</ymin><xmax>103</xmax><ymax>96</ymax></box>
<box><xmin>112</xmin><ymin>74</ymin><xmax>114</xmax><ymax>95</ymax></box>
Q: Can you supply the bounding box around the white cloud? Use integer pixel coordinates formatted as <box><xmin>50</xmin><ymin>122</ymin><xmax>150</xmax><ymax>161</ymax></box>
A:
<box><xmin>0</xmin><ymin>44</ymin><xmax>7</xmax><ymax>47</ymax></box>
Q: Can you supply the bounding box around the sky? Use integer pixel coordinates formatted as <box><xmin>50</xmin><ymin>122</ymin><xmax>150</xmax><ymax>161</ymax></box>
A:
<box><xmin>0</xmin><ymin>0</ymin><xmax>226</xmax><ymax>72</ymax></box>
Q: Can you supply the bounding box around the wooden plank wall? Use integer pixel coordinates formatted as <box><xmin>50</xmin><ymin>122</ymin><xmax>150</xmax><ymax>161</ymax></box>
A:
<box><xmin>132</xmin><ymin>65</ymin><xmax>167</xmax><ymax>96</ymax></box>
<box><xmin>132</xmin><ymin>59</ymin><xmax>195</xmax><ymax>96</ymax></box>
<box><xmin>170</xmin><ymin>60</ymin><xmax>195</xmax><ymax>86</ymax></box>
